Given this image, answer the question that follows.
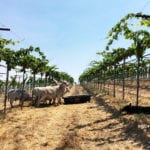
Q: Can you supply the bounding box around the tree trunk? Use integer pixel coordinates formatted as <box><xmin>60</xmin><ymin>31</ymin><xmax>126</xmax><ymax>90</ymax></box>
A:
<box><xmin>20</xmin><ymin>69</ymin><xmax>26</xmax><ymax>109</ymax></box>
<box><xmin>122</xmin><ymin>58</ymin><xmax>125</xmax><ymax>101</ymax></box>
<box><xmin>136</xmin><ymin>57</ymin><xmax>140</xmax><ymax>107</ymax></box>
<box><xmin>33</xmin><ymin>73</ymin><xmax>36</xmax><ymax>88</ymax></box>
<box><xmin>44</xmin><ymin>74</ymin><xmax>47</xmax><ymax>86</ymax></box>
<box><xmin>103</xmin><ymin>71</ymin><xmax>106</xmax><ymax>92</ymax></box>
<box><xmin>4</xmin><ymin>65</ymin><xmax>9</xmax><ymax>114</ymax></box>
<box><xmin>107</xmin><ymin>81</ymin><xmax>110</xmax><ymax>95</ymax></box>
<box><xmin>113</xmin><ymin>65</ymin><xmax>116</xmax><ymax>97</ymax></box>
<box><xmin>148</xmin><ymin>65</ymin><xmax>150</xmax><ymax>78</ymax></box>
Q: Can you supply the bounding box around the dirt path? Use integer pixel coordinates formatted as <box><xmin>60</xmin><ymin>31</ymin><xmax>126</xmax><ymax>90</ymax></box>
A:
<box><xmin>0</xmin><ymin>85</ymin><xmax>149</xmax><ymax>150</ymax></box>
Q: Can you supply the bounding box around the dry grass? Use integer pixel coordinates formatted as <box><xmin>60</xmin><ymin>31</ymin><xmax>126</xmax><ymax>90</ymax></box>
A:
<box><xmin>0</xmin><ymin>85</ymin><xmax>149</xmax><ymax>150</ymax></box>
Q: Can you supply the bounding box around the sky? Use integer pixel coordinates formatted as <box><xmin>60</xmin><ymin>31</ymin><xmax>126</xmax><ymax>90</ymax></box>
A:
<box><xmin>0</xmin><ymin>0</ymin><xmax>150</xmax><ymax>82</ymax></box>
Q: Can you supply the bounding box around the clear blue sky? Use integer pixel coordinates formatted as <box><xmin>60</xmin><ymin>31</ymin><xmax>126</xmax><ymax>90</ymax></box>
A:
<box><xmin>0</xmin><ymin>0</ymin><xmax>150</xmax><ymax>82</ymax></box>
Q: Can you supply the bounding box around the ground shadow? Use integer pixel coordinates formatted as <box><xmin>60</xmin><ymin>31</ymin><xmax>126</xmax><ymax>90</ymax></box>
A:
<box><xmin>95</xmin><ymin>96</ymin><xmax>150</xmax><ymax>149</ymax></box>
<box><xmin>72</xmin><ymin>94</ymin><xmax>150</xmax><ymax>149</ymax></box>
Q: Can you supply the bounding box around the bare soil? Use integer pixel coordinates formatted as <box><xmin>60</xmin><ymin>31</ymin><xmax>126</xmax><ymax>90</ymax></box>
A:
<box><xmin>0</xmin><ymin>85</ymin><xmax>149</xmax><ymax>150</ymax></box>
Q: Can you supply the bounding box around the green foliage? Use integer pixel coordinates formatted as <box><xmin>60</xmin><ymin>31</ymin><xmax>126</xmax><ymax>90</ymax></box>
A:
<box><xmin>105</xmin><ymin>12</ymin><xmax>149</xmax><ymax>51</ymax></box>
<box><xmin>0</xmin><ymin>37</ymin><xmax>16</xmax><ymax>70</ymax></box>
<box><xmin>79</xmin><ymin>12</ymin><xmax>150</xmax><ymax>95</ymax></box>
<box><xmin>141</xmin><ymin>20</ymin><xmax>150</xmax><ymax>26</ymax></box>
<box><xmin>0</xmin><ymin>37</ymin><xmax>15</xmax><ymax>50</ymax></box>
<box><xmin>1</xmin><ymin>48</ymin><xmax>17</xmax><ymax>70</ymax></box>
<box><xmin>59</xmin><ymin>72</ymin><xmax>74</xmax><ymax>83</ymax></box>
<box><xmin>9</xmin><ymin>76</ymin><xmax>19</xmax><ymax>89</ymax></box>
